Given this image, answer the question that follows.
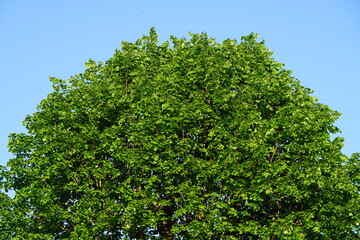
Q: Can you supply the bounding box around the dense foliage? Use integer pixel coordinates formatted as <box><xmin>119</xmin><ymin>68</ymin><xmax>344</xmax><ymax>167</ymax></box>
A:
<box><xmin>1</xmin><ymin>28</ymin><xmax>359</xmax><ymax>239</ymax></box>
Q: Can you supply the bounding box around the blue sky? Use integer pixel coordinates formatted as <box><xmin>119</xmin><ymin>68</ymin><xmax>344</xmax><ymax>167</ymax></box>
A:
<box><xmin>1</xmin><ymin>0</ymin><xmax>359</xmax><ymax>168</ymax></box>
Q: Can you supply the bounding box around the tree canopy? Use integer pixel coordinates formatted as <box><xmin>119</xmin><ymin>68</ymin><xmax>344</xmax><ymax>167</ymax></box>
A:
<box><xmin>1</xmin><ymin>28</ymin><xmax>359</xmax><ymax>239</ymax></box>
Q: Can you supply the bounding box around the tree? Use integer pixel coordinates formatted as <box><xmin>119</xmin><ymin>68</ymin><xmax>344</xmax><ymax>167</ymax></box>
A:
<box><xmin>1</xmin><ymin>28</ymin><xmax>359</xmax><ymax>239</ymax></box>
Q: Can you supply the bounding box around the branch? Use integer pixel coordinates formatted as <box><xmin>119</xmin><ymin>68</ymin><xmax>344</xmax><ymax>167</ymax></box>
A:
<box><xmin>16</xmin><ymin>206</ymin><xmax>41</xmax><ymax>219</ymax></box>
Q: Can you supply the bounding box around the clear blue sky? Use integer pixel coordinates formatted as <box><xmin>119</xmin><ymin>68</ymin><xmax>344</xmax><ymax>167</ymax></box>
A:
<box><xmin>1</xmin><ymin>0</ymin><xmax>359</xmax><ymax>168</ymax></box>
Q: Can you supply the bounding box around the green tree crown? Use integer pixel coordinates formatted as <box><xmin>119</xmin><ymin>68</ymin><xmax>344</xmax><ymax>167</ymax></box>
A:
<box><xmin>1</xmin><ymin>28</ymin><xmax>359</xmax><ymax>239</ymax></box>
